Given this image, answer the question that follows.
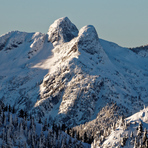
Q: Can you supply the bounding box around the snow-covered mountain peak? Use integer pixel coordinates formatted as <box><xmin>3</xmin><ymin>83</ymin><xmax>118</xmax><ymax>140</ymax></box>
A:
<box><xmin>47</xmin><ymin>17</ymin><xmax>78</xmax><ymax>45</ymax></box>
<box><xmin>78</xmin><ymin>25</ymin><xmax>98</xmax><ymax>38</ymax></box>
<box><xmin>1</xmin><ymin>18</ymin><xmax>148</xmax><ymax>148</ymax></box>
<box><xmin>77</xmin><ymin>25</ymin><xmax>101</xmax><ymax>54</ymax></box>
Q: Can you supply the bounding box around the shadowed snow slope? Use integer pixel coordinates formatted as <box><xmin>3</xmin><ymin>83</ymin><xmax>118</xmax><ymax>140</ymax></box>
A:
<box><xmin>0</xmin><ymin>17</ymin><xmax>148</xmax><ymax>129</ymax></box>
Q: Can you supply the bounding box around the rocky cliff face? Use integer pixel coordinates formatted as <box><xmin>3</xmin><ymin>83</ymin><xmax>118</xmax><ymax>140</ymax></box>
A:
<box><xmin>0</xmin><ymin>17</ymin><xmax>148</xmax><ymax>128</ymax></box>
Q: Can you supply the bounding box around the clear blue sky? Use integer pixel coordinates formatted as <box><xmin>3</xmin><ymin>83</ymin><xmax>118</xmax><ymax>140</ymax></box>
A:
<box><xmin>0</xmin><ymin>0</ymin><xmax>148</xmax><ymax>47</ymax></box>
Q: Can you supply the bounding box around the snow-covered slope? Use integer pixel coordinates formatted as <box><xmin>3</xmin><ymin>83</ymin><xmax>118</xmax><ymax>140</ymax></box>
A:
<box><xmin>96</xmin><ymin>107</ymin><xmax>148</xmax><ymax>148</ymax></box>
<box><xmin>0</xmin><ymin>30</ymin><xmax>53</xmax><ymax>112</ymax></box>
<box><xmin>0</xmin><ymin>17</ymin><xmax>148</xmax><ymax>129</ymax></box>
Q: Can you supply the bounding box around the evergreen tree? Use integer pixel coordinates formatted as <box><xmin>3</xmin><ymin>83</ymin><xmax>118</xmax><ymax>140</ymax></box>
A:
<box><xmin>38</xmin><ymin>117</ymin><xmax>42</xmax><ymax>124</ymax></box>
<box><xmin>12</xmin><ymin>106</ymin><xmax>15</xmax><ymax>114</ymax></box>
<box><xmin>19</xmin><ymin>122</ymin><xmax>23</xmax><ymax>134</ymax></box>
<box><xmin>52</xmin><ymin>122</ymin><xmax>55</xmax><ymax>132</ymax></box>
<box><xmin>31</xmin><ymin>134</ymin><xmax>35</xmax><ymax>148</ymax></box>
<box><xmin>8</xmin><ymin>111</ymin><xmax>10</xmax><ymax>122</ymax></box>
<box><xmin>0</xmin><ymin>115</ymin><xmax>2</xmax><ymax>126</ymax></box>
<box><xmin>30</xmin><ymin>117</ymin><xmax>35</xmax><ymax>129</ymax></box>
<box><xmin>84</xmin><ymin>132</ymin><xmax>88</xmax><ymax>143</ymax></box>
<box><xmin>62</xmin><ymin>123</ymin><xmax>66</xmax><ymax>131</ymax></box>
<box><xmin>137</xmin><ymin>121</ymin><xmax>143</xmax><ymax>136</ymax></box>
<box><xmin>67</xmin><ymin>137</ymin><xmax>73</xmax><ymax>148</ymax></box>
<box><xmin>23</xmin><ymin>141</ymin><xmax>27</xmax><ymax>148</ymax></box>
<box><xmin>24</xmin><ymin>125</ymin><xmax>28</xmax><ymax>137</ymax></box>
<box><xmin>6</xmin><ymin>128</ymin><xmax>13</xmax><ymax>147</ymax></box>
<box><xmin>145</xmin><ymin>139</ymin><xmax>148</xmax><ymax>148</ymax></box>
<box><xmin>57</xmin><ymin>135</ymin><xmax>61</xmax><ymax>148</ymax></box>
<box><xmin>43</xmin><ymin>118</ymin><xmax>48</xmax><ymax>131</ymax></box>
<box><xmin>139</xmin><ymin>139</ymin><xmax>142</xmax><ymax>148</ymax></box>
<box><xmin>24</xmin><ymin>111</ymin><xmax>28</xmax><ymax>120</ymax></box>
<box><xmin>67</xmin><ymin>128</ymin><xmax>70</xmax><ymax>135</ymax></box>
<box><xmin>2</xmin><ymin>111</ymin><xmax>5</xmax><ymax>124</ymax></box>
<box><xmin>4</xmin><ymin>105</ymin><xmax>8</xmax><ymax>112</ymax></box>
<box><xmin>0</xmin><ymin>106</ymin><xmax>2</xmax><ymax>115</ymax></box>
<box><xmin>13</xmin><ymin>115</ymin><xmax>18</xmax><ymax>127</ymax></box>
<box><xmin>53</xmin><ymin>131</ymin><xmax>57</xmax><ymax>147</ymax></box>
<box><xmin>88</xmin><ymin>136</ymin><xmax>94</xmax><ymax>144</ymax></box>
<box><xmin>1</xmin><ymin>141</ymin><xmax>6</xmax><ymax>148</ymax></box>
<box><xmin>77</xmin><ymin>131</ymin><xmax>80</xmax><ymax>140</ymax></box>
<box><xmin>119</xmin><ymin>116</ymin><xmax>124</xmax><ymax>127</ymax></box>
<box><xmin>61</xmin><ymin>138</ymin><xmax>67</xmax><ymax>148</ymax></box>
<box><xmin>121</xmin><ymin>135</ymin><xmax>127</xmax><ymax>147</ymax></box>
<box><xmin>40</xmin><ymin>127</ymin><xmax>45</xmax><ymax>147</ymax></box>
<box><xmin>2</xmin><ymin>128</ymin><xmax>6</xmax><ymax>142</ymax></box>
<box><xmin>4</xmin><ymin>114</ymin><xmax>6</xmax><ymax>126</ymax></box>
<box><xmin>143</xmin><ymin>128</ymin><xmax>147</xmax><ymax>144</ymax></box>
<box><xmin>27</xmin><ymin>130</ymin><xmax>31</xmax><ymax>145</ymax></box>
<box><xmin>77</xmin><ymin>141</ymin><xmax>84</xmax><ymax>148</ymax></box>
<box><xmin>8</xmin><ymin>105</ymin><xmax>11</xmax><ymax>112</ymax></box>
<box><xmin>72</xmin><ymin>129</ymin><xmax>75</xmax><ymax>138</ymax></box>
<box><xmin>134</xmin><ymin>137</ymin><xmax>137</xmax><ymax>148</ymax></box>
<box><xmin>130</xmin><ymin>131</ymin><xmax>133</xmax><ymax>138</ymax></box>
<box><xmin>18</xmin><ymin>141</ymin><xmax>21</xmax><ymax>148</ymax></box>
<box><xmin>18</xmin><ymin>109</ymin><xmax>24</xmax><ymax>118</ymax></box>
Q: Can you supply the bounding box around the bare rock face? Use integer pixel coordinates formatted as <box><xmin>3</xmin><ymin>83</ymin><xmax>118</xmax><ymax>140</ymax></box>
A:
<box><xmin>47</xmin><ymin>17</ymin><xmax>78</xmax><ymax>44</ymax></box>
<box><xmin>77</xmin><ymin>25</ymin><xmax>100</xmax><ymax>54</ymax></box>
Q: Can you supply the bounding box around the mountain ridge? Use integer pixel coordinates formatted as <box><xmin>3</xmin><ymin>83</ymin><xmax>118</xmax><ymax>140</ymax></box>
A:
<box><xmin>0</xmin><ymin>17</ymin><xmax>148</xmax><ymax>130</ymax></box>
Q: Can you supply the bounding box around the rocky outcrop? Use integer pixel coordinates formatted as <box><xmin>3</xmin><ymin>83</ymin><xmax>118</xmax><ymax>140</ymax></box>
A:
<box><xmin>47</xmin><ymin>17</ymin><xmax>78</xmax><ymax>44</ymax></box>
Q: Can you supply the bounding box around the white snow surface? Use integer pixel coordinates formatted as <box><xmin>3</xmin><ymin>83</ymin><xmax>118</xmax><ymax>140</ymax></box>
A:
<box><xmin>0</xmin><ymin>17</ymin><xmax>148</xmax><ymax>127</ymax></box>
<box><xmin>100</xmin><ymin>107</ymin><xmax>148</xmax><ymax>148</ymax></box>
<box><xmin>47</xmin><ymin>17</ymin><xmax>78</xmax><ymax>45</ymax></box>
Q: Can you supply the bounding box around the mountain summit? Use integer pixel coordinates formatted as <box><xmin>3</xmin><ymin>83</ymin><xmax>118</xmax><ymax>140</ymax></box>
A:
<box><xmin>47</xmin><ymin>17</ymin><xmax>78</xmax><ymax>45</ymax></box>
<box><xmin>77</xmin><ymin>25</ymin><xmax>100</xmax><ymax>54</ymax></box>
